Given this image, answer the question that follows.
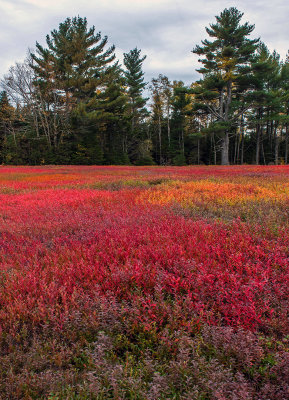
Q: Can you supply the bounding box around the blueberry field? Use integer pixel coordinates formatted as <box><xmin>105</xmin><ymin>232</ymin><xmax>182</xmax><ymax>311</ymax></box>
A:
<box><xmin>0</xmin><ymin>166</ymin><xmax>288</xmax><ymax>399</ymax></box>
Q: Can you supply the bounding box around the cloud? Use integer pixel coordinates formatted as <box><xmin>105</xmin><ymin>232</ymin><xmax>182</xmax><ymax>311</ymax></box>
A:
<box><xmin>0</xmin><ymin>0</ymin><xmax>289</xmax><ymax>86</ymax></box>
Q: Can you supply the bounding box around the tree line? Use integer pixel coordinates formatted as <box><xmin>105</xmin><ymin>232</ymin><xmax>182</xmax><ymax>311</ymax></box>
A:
<box><xmin>1</xmin><ymin>8</ymin><xmax>289</xmax><ymax>165</ymax></box>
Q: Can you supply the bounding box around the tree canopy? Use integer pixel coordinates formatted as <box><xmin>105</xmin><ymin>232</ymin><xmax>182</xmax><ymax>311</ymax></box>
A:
<box><xmin>1</xmin><ymin>9</ymin><xmax>289</xmax><ymax>165</ymax></box>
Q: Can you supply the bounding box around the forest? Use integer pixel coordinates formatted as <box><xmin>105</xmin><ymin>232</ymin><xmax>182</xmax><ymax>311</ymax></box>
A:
<box><xmin>1</xmin><ymin>7</ymin><xmax>289</xmax><ymax>166</ymax></box>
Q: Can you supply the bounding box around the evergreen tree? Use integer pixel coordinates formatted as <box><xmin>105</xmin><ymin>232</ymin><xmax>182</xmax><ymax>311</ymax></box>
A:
<box><xmin>0</xmin><ymin>91</ymin><xmax>14</xmax><ymax>127</ymax></box>
<box><xmin>92</xmin><ymin>64</ymin><xmax>129</xmax><ymax>164</ymax></box>
<box><xmin>31</xmin><ymin>17</ymin><xmax>116</xmax><ymax>154</ymax></box>
<box><xmin>248</xmin><ymin>44</ymin><xmax>282</xmax><ymax>164</ymax></box>
<box><xmin>280</xmin><ymin>56</ymin><xmax>289</xmax><ymax>164</ymax></box>
<box><xmin>123</xmin><ymin>48</ymin><xmax>147</xmax><ymax>128</ymax></box>
<box><xmin>193</xmin><ymin>7</ymin><xmax>259</xmax><ymax>164</ymax></box>
<box><xmin>2</xmin><ymin>10</ymin><xmax>289</xmax><ymax>166</ymax></box>
<box><xmin>0</xmin><ymin>91</ymin><xmax>14</xmax><ymax>162</ymax></box>
<box><xmin>123</xmin><ymin>48</ymin><xmax>148</xmax><ymax>162</ymax></box>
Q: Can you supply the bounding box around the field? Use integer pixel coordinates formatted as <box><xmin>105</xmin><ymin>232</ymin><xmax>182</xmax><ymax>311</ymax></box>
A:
<box><xmin>0</xmin><ymin>165</ymin><xmax>288</xmax><ymax>399</ymax></box>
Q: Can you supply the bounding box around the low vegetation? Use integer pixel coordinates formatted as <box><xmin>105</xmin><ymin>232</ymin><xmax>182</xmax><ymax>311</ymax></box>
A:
<box><xmin>0</xmin><ymin>165</ymin><xmax>288</xmax><ymax>399</ymax></box>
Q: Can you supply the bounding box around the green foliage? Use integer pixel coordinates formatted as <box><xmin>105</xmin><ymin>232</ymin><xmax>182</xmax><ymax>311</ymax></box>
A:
<box><xmin>172</xmin><ymin>152</ymin><xmax>187</xmax><ymax>166</ymax></box>
<box><xmin>1</xmin><ymin>9</ymin><xmax>289</xmax><ymax>165</ymax></box>
<box><xmin>123</xmin><ymin>48</ymin><xmax>148</xmax><ymax>163</ymax></box>
<box><xmin>193</xmin><ymin>7</ymin><xmax>259</xmax><ymax>164</ymax></box>
<box><xmin>135</xmin><ymin>156</ymin><xmax>155</xmax><ymax>166</ymax></box>
<box><xmin>31</xmin><ymin>17</ymin><xmax>116</xmax><ymax>108</ymax></box>
<box><xmin>123</xmin><ymin>48</ymin><xmax>147</xmax><ymax>112</ymax></box>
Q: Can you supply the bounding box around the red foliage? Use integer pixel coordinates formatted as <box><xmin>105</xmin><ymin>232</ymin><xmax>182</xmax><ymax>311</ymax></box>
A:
<box><xmin>0</xmin><ymin>169</ymin><xmax>288</xmax><ymax>337</ymax></box>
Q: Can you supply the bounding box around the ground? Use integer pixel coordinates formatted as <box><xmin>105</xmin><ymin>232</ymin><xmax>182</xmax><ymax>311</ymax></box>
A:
<box><xmin>0</xmin><ymin>165</ymin><xmax>288</xmax><ymax>399</ymax></box>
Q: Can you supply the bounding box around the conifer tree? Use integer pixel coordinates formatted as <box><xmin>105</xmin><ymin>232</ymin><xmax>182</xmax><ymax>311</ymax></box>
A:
<box><xmin>0</xmin><ymin>91</ymin><xmax>14</xmax><ymax>162</ymax></box>
<box><xmin>123</xmin><ymin>48</ymin><xmax>149</xmax><ymax>162</ymax></box>
<box><xmin>280</xmin><ymin>56</ymin><xmax>289</xmax><ymax>164</ymax></box>
<box><xmin>248</xmin><ymin>44</ymin><xmax>282</xmax><ymax>164</ymax></box>
<box><xmin>123</xmin><ymin>48</ymin><xmax>147</xmax><ymax>131</ymax></box>
<box><xmin>3</xmin><ymin>10</ymin><xmax>289</xmax><ymax>165</ymax></box>
<box><xmin>89</xmin><ymin>63</ymin><xmax>128</xmax><ymax>164</ymax></box>
<box><xmin>0</xmin><ymin>91</ymin><xmax>14</xmax><ymax>127</ymax></box>
<box><xmin>31</xmin><ymin>17</ymin><xmax>116</xmax><ymax>153</ymax></box>
<box><xmin>31</xmin><ymin>17</ymin><xmax>115</xmax><ymax>106</ymax></box>
<box><xmin>193</xmin><ymin>7</ymin><xmax>259</xmax><ymax>164</ymax></box>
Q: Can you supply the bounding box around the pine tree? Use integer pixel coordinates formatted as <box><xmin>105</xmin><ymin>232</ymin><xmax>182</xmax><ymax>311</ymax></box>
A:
<box><xmin>0</xmin><ymin>91</ymin><xmax>14</xmax><ymax>125</ymax></box>
<box><xmin>32</xmin><ymin>17</ymin><xmax>115</xmax><ymax>105</ymax></box>
<box><xmin>280</xmin><ymin>56</ymin><xmax>289</xmax><ymax>164</ymax></box>
<box><xmin>91</xmin><ymin>64</ymin><xmax>129</xmax><ymax>164</ymax></box>
<box><xmin>31</xmin><ymin>17</ymin><xmax>116</xmax><ymax>152</ymax></box>
<box><xmin>193</xmin><ymin>7</ymin><xmax>259</xmax><ymax>164</ymax></box>
<box><xmin>0</xmin><ymin>91</ymin><xmax>14</xmax><ymax>162</ymax></box>
<box><xmin>248</xmin><ymin>44</ymin><xmax>282</xmax><ymax>164</ymax></box>
<box><xmin>123</xmin><ymin>48</ymin><xmax>148</xmax><ymax>162</ymax></box>
<box><xmin>123</xmin><ymin>48</ymin><xmax>147</xmax><ymax>128</ymax></box>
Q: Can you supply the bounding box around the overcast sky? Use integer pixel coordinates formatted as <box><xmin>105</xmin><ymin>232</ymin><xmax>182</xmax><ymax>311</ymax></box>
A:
<box><xmin>1</xmin><ymin>0</ymin><xmax>289</xmax><ymax>85</ymax></box>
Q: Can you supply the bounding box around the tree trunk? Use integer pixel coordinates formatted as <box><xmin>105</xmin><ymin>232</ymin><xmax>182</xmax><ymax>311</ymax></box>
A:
<box><xmin>221</xmin><ymin>132</ymin><xmax>229</xmax><ymax>165</ymax></box>
<box><xmin>274</xmin><ymin>125</ymin><xmax>279</xmax><ymax>165</ymax></box>
<box><xmin>285</xmin><ymin>124</ymin><xmax>288</xmax><ymax>164</ymax></box>
<box><xmin>236</xmin><ymin>137</ymin><xmax>240</xmax><ymax>165</ymax></box>
<box><xmin>262</xmin><ymin>141</ymin><xmax>266</xmax><ymax>165</ymax></box>
<box><xmin>241</xmin><ymin>126</ymin><xmax>245</xmax><ymax>165</ymax></box>
<box><xmin>255</xmin><ymin>123</ymin><xmax>260</xmax><ymax>165</ymax></box>
<box><xmin>158</xmin><ymin>115</ymin><xmax>162</xmax><ymax>164</ymax></box>
<box><xmin>167</xmin><ymin>103</ymin><xmax>170</xmax><ymax>149</ymax></box>
<box><xmin>181</xmin><ymin>128</ymin><xmax>184</xmax><ymax>156</ymax></box>
<box><xmin>221</xmin><ymin>80</ymin><xmax>232</xmax><ymax>166</ymax></box>
<box><xmin>234</xmin><ymin>132</ymin><xmax>238</xmax><ymax>164</ymax></box>
<box><xmin>236</xmin><ymin>116</ymin><xmax>243</xmax><ymax>164</ymax></box>
<box><xmin>212</xmin><ymin>133</ymin><xmax>217</xmax><ymax>165</ymax></box>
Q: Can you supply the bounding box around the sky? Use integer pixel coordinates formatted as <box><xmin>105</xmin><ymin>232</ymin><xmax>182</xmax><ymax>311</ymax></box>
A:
<box><xmin>1</xmin><ymin>0</ymin><xmax>289</xmax><ymax>85</ymax></box>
